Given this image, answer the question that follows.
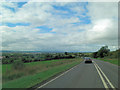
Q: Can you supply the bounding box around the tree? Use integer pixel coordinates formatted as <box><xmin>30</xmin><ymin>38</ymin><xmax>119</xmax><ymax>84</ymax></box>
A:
<box><xmin>92</xmin><ymin>52</ymin><xmax>98</xmax><ymax>58</ymax></box>
<box><xmin>97</xmin><ymin>46</ymin><xmax>110</xmax><ymax>58</ymax></box>
<box><xmin>65</xmin><ymin>52</ymin><xmax>68</xmax><ymax>55</ymax></box>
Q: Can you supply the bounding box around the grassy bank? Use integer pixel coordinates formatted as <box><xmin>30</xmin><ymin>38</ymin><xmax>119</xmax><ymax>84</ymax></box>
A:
<box><xmin>2</xmin><ymin>58</ymin><xmax>83</xmax><ymax>88</ymax></box>
<box><xmin>95</xmin><ymin>58</ymin><xmax>118</xmax><ymax>66</ymax></box>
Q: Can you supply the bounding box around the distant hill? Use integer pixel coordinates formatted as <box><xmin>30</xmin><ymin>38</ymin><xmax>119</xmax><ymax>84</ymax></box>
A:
<box><xmin>1</xmin><ymin>50</ymin><xmax>56</xmax><ymax>53</ymax></box>
<box><xmin>0</xmin><ymin>50</ymin><xmax>93</xmax><ymax>53</ymax></box>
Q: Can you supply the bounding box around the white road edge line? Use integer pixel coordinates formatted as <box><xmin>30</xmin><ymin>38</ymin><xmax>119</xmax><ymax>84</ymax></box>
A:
<box><xmin>35</xmin><ymin>64</ymin><xmax>79</xmax><ymax>89</ymax></box>
<box><xmin>94</xmin><ymin>62</ymin><xmax>116</xmax><ymax>90</ymax></box>
<box><xmin>93</xmin><ymin>61</ymin><xmax>109</xmax><ymax>90</ymax></box>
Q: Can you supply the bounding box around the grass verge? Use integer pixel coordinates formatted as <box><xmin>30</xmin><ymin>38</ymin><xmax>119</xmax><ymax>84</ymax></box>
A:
<box><xmin>2</xmin><ymin>58</ymin><xmax>83</xmax><ymax>88</ymax></box>
<box><xmin>95</xmin><ymin>58</ymin><xmax>119</xmax><ymax>66</ymax></box>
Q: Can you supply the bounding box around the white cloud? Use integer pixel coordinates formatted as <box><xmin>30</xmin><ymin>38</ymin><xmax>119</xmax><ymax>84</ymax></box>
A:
<box><xmin>87</xmin><ymin>2</ymin><xmax>118</xmax><ymax>22</ymax></box>
<box><xmin>0</xmin><ymin>2</ymin><xmax>118</xmax><ymax>51</ymax></box>
<box><xmin>85</xmin><ymin>2</ymin><xmax>118</xmax><ymax>50</ymax></box>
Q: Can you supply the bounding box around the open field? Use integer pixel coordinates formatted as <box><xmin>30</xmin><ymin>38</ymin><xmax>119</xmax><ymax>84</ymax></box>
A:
<box><xmin>2</xmin><ymin>58</ymin><xmax>83</xmax><ymax>88</ymax></box>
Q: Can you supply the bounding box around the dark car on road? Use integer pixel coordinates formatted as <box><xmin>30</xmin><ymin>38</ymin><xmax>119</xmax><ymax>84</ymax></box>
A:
<box><xmin>84</xmin><ymin>57</ymin><xmax>92</xmax><ymax>63</ymax></box>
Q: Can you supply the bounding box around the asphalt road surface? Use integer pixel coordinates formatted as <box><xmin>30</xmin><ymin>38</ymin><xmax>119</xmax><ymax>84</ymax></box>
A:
<box><xmin>36</xmin><ymin>59</ymin><xmax>118</xmax><ymax>89</ymax></box>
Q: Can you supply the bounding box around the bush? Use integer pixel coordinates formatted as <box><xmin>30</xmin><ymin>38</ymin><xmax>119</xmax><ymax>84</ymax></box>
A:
<box><xmin>12</xmin><ymin>60</ymin><xmax>25</xmax><ymax>70</ymax></box>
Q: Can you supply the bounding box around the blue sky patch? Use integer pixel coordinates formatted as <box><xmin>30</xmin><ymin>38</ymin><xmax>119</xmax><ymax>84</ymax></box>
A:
<box><xmin>3</xmin><ymin>6</ymin><xmax>16</xmax><ymax>12</ymax></box>
<box><xmin>17</xmin><ymin>2</ymin><xmax>27</xmax><ymax>8</ymax></box>
<box><xmin>35</xmin><ymin>26</ymin><xmax>54</xmax><ymax>33</ymax></box>
<box><xmin>53</xmin><ymin>5</ymin><xmax>71</xmax><ymax>12</ymax></box>
<box><xmin>78</xmin><ymin>16</ymin><xmax>91</xmax><ymax>24</ymax></box>
<box><xmin>52</xmin><ymin>2</ymin><xmax>90</xmax><ymax>24</ymax></box>
<box><xmin>52</xmin><ymin>5</ymin><xmax>74</xmax><ymax>18</ymax></box>
<box><xmin>71</xmin><ymin>16</ymin><xmax>91</xmax><ymax>26</ymax></box>
<box><xmin>3</xmin><ymin>23</ymin><xmax>30</xmax><ymax>27</ymax></box>
<box><xmin>2</xmin><ymin>2</ymin><xmax>28</xmax><ymax>13</ymax></box>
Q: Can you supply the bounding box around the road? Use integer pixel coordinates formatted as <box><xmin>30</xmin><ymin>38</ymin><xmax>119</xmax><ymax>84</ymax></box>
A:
<box><xmin>35</xmin><ymin>59</ymin><xmax>118</xmax><ymax>89</ymax></box>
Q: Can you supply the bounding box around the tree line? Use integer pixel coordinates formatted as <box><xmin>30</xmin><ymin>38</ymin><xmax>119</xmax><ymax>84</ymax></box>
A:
<box><xmin>92</xmin><ymin>46</ymin><xmax>120</xmax><ymax>58</ymax></box>
<box><xmin>2</xmin><ymin>52</ymin><xmax>87</xmax><ymax>64</ymax></box>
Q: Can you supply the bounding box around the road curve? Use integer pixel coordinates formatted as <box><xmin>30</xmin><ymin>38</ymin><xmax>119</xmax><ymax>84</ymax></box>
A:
<box><xmin>36</xmin><ymin>59</ymin><xmax>118</xmax><ymax>89</ymax></box>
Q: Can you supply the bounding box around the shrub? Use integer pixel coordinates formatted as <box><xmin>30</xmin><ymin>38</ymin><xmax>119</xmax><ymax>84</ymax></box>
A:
<box><xmin>12</xmin><ymin>60</ymin><xmax>25</xmax><ymax>70</ymax></box>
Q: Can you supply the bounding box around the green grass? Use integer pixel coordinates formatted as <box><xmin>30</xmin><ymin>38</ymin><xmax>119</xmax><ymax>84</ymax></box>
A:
<box><xmin>2</xmin><ymin>58</ymin><xmax>77</xmax><ymax>73</ymax></box>
<box><xmin>2</xmin><ymin>58</ymin><xmax>83</xmax><ymax>88</ymax></box>
<box><xmin>2</xmin><ymin>64</ymin><xmax>12</xmax><ymax>73</ymax></box>
<box><xmin>95</xmin><ymin>58</ymin><xmax>118</xmax><ymax>66</ymax></box>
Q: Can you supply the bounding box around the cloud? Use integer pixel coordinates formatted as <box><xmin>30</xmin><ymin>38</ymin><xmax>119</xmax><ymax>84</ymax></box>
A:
<box><xmin>85</xmin><ymin>2</ymin><xmax>118</xmax><ymax>49</ymax></box>
<box><xmin>0</xmin><ymin>2</ymin><xmax>118</xmax><ymax>51</ymax></box>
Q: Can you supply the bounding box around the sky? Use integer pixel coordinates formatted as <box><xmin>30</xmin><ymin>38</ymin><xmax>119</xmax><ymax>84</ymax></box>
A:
<box><xmin>0</xmin><ymin>1</ymin><xmax>118</xmax><ymax>52</ymax></box>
